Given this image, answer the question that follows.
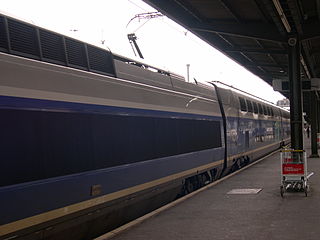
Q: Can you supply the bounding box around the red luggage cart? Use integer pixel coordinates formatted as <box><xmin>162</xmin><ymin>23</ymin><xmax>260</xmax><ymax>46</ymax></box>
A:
<box><xmin>280</xmin><ymin>149</ymin><xmax>308</xmax><ymax>197</ymax></box>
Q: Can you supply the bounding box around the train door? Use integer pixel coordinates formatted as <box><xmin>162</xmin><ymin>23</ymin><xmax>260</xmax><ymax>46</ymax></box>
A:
<box><xmin>245</xmin><ymin>130</ymin><xmax>249</xmax><ymax>149</ymax></box>
<box><xmin>279</xmin><ymin>109</ymin><xmax>284</xmax><ymax>141</ymax></box>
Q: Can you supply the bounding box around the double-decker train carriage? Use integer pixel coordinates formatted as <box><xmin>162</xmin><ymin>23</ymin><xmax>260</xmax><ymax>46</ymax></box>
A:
<box><xmin>0</xmin><ymin>14</ymin><xmax>290</xmax><ymax>240</ymax></box>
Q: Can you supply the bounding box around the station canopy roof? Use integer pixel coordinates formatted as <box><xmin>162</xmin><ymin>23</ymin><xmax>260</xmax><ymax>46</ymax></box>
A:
<box><xmin>143</xmin><ymin>0</ymin><xmax>320</xmax><ymax>114</ymax></box>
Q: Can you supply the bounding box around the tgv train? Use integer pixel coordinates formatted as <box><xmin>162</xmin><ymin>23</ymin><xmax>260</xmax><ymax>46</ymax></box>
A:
<box><xmin>0</xmin><ymin>14</ymin><xmax>290</xmax><ymax>240</ymax></box>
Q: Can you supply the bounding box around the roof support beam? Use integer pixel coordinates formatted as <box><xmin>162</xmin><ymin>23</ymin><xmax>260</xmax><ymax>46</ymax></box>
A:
<box><xmin>310</xmin><ymin>49</ymin><xmax>320</xmax><ymax>57</ymax></box>
<box><xmin>225</xmin><ymin>48</ymin><xmax>286</xmax><ymax>54</ymax></box>
<box><xmin>258</xmin><ymin>73</ymin><xmax>287</xmax><ymax>78</ymax></box>
<box><xmin>314</xmin><ymin>67</ymin><xmax>320</xmax><ymax>75</ymax></box>
<box><xmin>310</xmin><ymin>91</ymin><xmax>319</xmax><ymax>157</ymax></box>
<box><xmin>301</xmin><ymin>23</ymin><xmax>320</xmax><ymax>41</ymax></box>
<box><xmin>190</xmin><ymin>22</ymin><xmax>286</xmax><ymax>43</ymax></box>
<box><xmin>244</xmin><ymin>63</ymin><xmax>287</xmax><ymax>68</ymax></box>
<box><xmin>316</xmin><ymin>0</ymin><xmax>320</xmax><ymax>21</ymax></box>
<box><xmin>172</xmin><ymin>0</ymin><xmax>203</xmax><ymax>22</ymax></box>
<box><xmin>254</xmin><ymin>39</ymin><xmax>288</xmax><ymax>74</ymax></box>
<box><xmin>218</xmin><ymin>0</ymin><xmax>242</xmax><ymax>21</ymax></box>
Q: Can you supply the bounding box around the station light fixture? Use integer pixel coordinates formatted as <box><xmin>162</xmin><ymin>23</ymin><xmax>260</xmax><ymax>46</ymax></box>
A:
<box><xmin>272</xmin><ymin>0</ymin><xmax>291</xmax><ymax>33</ymax></box>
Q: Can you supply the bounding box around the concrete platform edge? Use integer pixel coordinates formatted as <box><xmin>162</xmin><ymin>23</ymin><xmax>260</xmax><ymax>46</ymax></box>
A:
<box><xmin>94</xmin><ymin>150</ymin><xmax>280</xmax><ymax>240</ymax></box>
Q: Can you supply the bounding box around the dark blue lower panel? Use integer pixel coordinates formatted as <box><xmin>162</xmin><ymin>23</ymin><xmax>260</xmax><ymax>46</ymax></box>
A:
<box><xmin>0</xmin><ymin>147</ymin><xmax>224</xmax><ymax>225</ymax></box>
<box><xmin>0</xmin><ymin>95</ymin><xmax>222</xmax><ymax>186</ymax></box>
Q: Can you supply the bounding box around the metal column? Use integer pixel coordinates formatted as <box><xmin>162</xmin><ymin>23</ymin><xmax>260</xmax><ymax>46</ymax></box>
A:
<box><xmin>288</xmin><ymin>36</ymin><xmax>303</xmax><ymax>150</ymax></box>
<box><xmin>318</xmin><ymin>97</ymin><xmax>320</xmax><ymax>133</ymax></box>
<box><xmin>310</xmin><ymin>91</ymin><xmax>319</xmax><ymax>157</ymax></box>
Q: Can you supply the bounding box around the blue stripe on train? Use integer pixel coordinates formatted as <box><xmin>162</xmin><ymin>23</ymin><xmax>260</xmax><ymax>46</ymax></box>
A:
<box><xmin>0</xmin><ymin>95</ymin><xmax>219</xmax><ymax>120</ymax></box>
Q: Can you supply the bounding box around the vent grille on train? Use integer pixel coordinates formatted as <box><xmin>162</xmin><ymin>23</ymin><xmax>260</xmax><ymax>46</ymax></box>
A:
<box><xmin>40</xmin><ymin>29</ymin><xmax>66</xmax><ymax>64</ymax></box>
<box><xmin>87</xmin><ymin>45</ymin><xmax>114</xmax><ymax>75</ymax></box>
<box><xmin>0</xmin><ymin>14</ymin><xmax>116</xmax><ymax>77</ymax></box>
<box><xmin>8</xmin><ymin>19</ymin><xmax>40</xmax><ymax>59</ymax></box>
<box><xmin>65</xmin><ymin>38</ymin><xmax>88</xmax><ymax>69</ymax></box>
<box><xmin>0</xmin><ymin>16</ymin><xmax>8</xmax><ymax>51</ymax></box>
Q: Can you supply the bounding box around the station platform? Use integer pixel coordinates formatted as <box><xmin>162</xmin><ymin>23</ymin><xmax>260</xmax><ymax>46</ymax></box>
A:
<box><xmin>96</xmin><ymin>136</ymin><xmax>320</xmax><ymax>240</ymax></box>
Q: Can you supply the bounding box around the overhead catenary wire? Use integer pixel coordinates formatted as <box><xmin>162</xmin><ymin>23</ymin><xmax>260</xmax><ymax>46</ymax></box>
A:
<box><xmin>126</xmin><ymin>0</ymin><xmax>209</xmax><ymax>51</ymax></box>
<box><xmin>126</xmin><ymin>0</ymin><xmax>192</xmax><ymax>41</ymax></box>
<box><xmin>132</xmin><ymin>18</ymin><xmax>152</xmax><ymax>33</ymax></box>
<box><xmin>127</xmin><ymin>0</ymin><xmax>148</xmax><ymax>12</ymax></box>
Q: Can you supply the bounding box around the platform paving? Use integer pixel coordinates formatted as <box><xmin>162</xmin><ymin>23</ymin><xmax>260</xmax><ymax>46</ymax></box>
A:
<box><xmin>110</xmin><ymin>137</ymin><xmax>320</xmax><ymax>240</ymax></box>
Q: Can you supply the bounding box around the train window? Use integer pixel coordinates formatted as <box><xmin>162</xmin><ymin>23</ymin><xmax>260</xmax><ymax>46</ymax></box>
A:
<box><xmin>239</xmin><ymin>97</ymin><xmax>247</xmax><ymax>112</ymax></box>
<box><xmin>270</xmin><ymin>108</ymin><xmax>274</xmax><ymax>116</ymax></box>
<box><xmin>263</xmin><ymin>105</ymin><xmax>268</xmax><ymax>115</ymax></box>
<box><xmin>252</xmin><ymin>102</ymin><xmax>258</xmax><ymax>114</ymax></box>
<box><xmin>286</xmin><ymin>112</ymin><xmax>290</xmax><ymax>119</ymax></box>
<box><xmin>258</xmin><ymin>103</ymin><xmax>263</xmax><ymax>114</ymax></box>
<box><xmin>267</xmin><ymin>106</ymin><xmax>271</xmax><ymax>116</ymax></box>
<box><xmin>247</xmin><ymin>100</ymin><xmax>253</xmax><ymax>112</ymax></box>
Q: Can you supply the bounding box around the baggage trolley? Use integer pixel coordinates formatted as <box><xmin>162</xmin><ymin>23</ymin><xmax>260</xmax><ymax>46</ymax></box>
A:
<box><xmin>280</xmin><ymin>149</ymin><xmax>308</xmax><ymax>197</ymax></box>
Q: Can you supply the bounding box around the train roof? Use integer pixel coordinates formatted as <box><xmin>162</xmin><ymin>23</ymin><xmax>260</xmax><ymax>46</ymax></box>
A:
<box><xmin>0</xmin><ymin>12</ymin><xmax>289</xmax><ymax>115</ymax></box>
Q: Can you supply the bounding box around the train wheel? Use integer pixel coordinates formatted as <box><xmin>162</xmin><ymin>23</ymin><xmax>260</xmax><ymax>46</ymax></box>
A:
<box><xmin>185</xmin><ymin>179</ymin><xmax>194</xmax><ymax>194</ymax></box>
<box><xmin>304</xmin><ymin>185</ymin><xmax>308</xmax><ymax>197</ymax></box>
<box><xmin>232</xmin><ymin>160</ymin><xmax>240</xmax><ymax>172</ymax></box>
<box><xmin>197</xmin><ymin>174</ymin><xmax>207</xmax><ymax>188</ymax></box>
<box><xmin>203</xmin><ymin>172</ymin><xmax>211</xmax><ymax>185</ymax></box>
<box><xmin>210</xmin><ymin>168</ymin><xmax>218</xmax><ymax>181</ymax></box>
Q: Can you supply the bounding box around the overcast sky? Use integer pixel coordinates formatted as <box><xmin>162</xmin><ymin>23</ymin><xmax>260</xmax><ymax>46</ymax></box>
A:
<box><xmin>0</xmin><ymin>0</ymin><xmax>285</xmax><ymax>103</ymax></box>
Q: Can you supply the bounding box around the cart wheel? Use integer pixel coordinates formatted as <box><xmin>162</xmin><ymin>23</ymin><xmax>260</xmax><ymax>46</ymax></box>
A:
<box><xmin>280</xmin><ymin>186</ymin><xmax>284</xmax><ymax>198</ymax></box>
<box><xmin>305</xmin><ymin>185</ymin><xmax>308</xmax><ymax>197</ymax></box>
